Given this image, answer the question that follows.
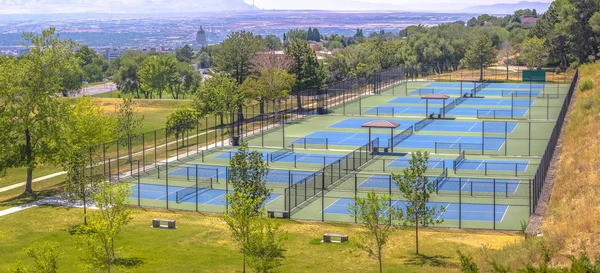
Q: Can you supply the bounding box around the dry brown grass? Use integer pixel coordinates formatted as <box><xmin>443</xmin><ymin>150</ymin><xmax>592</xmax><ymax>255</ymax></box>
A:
<box><xmin>541</xmin><ymin>63</ymin><xmax>600</xmax><ymax>264</ymax></box>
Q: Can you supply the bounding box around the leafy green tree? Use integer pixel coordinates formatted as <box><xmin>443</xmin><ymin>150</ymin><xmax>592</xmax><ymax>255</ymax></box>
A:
<box><xmin>76</xmin><ymin>45</ymin><xmax>108</xmax><ymax>83</ymax></box>
<box><xmin>60</xmin><ymin>98</ymin><xmax>116</xmax><ymax>224</ymax></box>
<box><xmin>167</xmin><ymin>60</ymin><xmax>197</xmax><ymax>99</ymax></box>
<box><xmin>11</xmin><ymin>242</ymin><xmax>61</xmax><ymax>273</ymax></box>
<box><xmin>241</xmin><ymin>68</ymin><xmax>296</xmax><ymax>114</ymax></box>
<box><xmin>0</xmin><ymin>28</ymin><xmax>80</xmax><ymax>194</ymax></box>
<box><xmin>139</xmin><ymin>54</ymin><xmax>177</xmax><ymax>99</ymax></box>
<box><xmin>264</xmin><ymin>34</ymin><xmax>283</xmax><ymax>51</ymax></box>
<box><xmin>521</xmin><ymin>36</ymin><xmax>549</xmax><ymax>69</ymax></box>
<box><xmin>349</xmin><ymin>190</ymin><xmax>398</xmax><ymax>273</ymax></box>
<box><xmin>77</xmin><ymin>180</ymin><xmax>132</xmax><ymax>273</ymax></box>
<box><xmin>285</xmin><ymin>39</ymin><xmax>325</xmax><ymax>92</ymax></box>
<box><xmin>195</xmin><ymin>73</ymin><xmax>244</xmax><ymax>126</ymax></box>
<box><xmin>113</xmin><ymin>53</ymin><xmax>147</xmax><ymax>98</ymax></box>
<box><xmin>246</xmin><ymin>218</ymin><xmax>287</xmax><ymax>273</ymax></box>
<box><xmin>225</xmin><ymin>186</ymin><xmax>263</xmax><ymax>273</ymax></box>
<box><xmin>116</xmin><ymin>98</ymin><xmax>143</xmax><ymax>163</ymax></box>
<box><xmin>175</xmin><ymin>44</ymin><xmax>194</xmax><ymax>63</ymax></box>
<box><xmin>463</xmin><ymin>33</ymin><xmax>496</xmax><ymax>80</ymax></box>
<box><xmin>165</xmin><ymin>108</ymin><xmax>199</xmax><ymax>148</ymax></box>
<box><xmin>229</xmin><ymin>142</ymin><xmax>270</xmax><ymax>213</ymax></box>
<box><xmin>214</xmin><ymin>31</ymin><xmax>264</xmax><ymax>84</ymax></box>
<box><xmin>392</xmin><ymin>151</ymin><xmax>444</xmax><ymax>255</ymax></box>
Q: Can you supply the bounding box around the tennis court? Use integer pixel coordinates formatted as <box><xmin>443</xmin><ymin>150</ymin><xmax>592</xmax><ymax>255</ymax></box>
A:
<box><xmin>328</xmin><ymin>118</ymin><xmax>518</xmax><ymax>133</ymax></box>
<box><xmin>299</xmin><ymin>131</ymin><xmax>506</xmax><ymax>150</ymax></box>
<box><xmin>213</xmin><ymin>150</ymin><xmax>345</xmax><ymax>165</ymax></box>
<box><xmin>168</xmin><ymin>165</ymin><xmax>316</xmax><ymax>184</ymax></box>
<box><xmin>357</xmin><ymin>174</ymin><xmax>520</xmax><ymax>194</ymax></box>
<box><xmin>364</xmin><ymin>105</ymin><xmax>528</xmax><ymax>117</ymax></box>
<box><xmin>131</xmin><ymin>183</ymin><xmax>281</xmax><ymax>205</ymax></box>
<box><xmin>388</xmin><ymin>97</ymin><xmax>535</xmax><ymax>107</ymax></box>
<box><xmin>423</xmin><ymin>82</ymin><xmax>545</xmax><ymax>90</ymax></box>
<box><xmin>387</xmin><ymin>158</ymin><xmax>528</xmax><ymax>172</ymax></box>
<box><xmin>323</xmin><ymin>198</ymin><xmax>508</xmax><ymax>222</ymax></box>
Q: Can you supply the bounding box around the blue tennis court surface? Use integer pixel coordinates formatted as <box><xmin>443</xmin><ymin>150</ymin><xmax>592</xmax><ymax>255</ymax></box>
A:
<box><xmin>300</xmin><ymin>131</ymin><xmax>505</xmax><ymax>150</ymax></box>
<box><xmin>423</xmin><ymin>82</ymin><xmax>545</xmax><ymax>90</ymax></box>
<box><xmin>168</xmin><ymin>165</ymin><xmax>316</xmax><ymax>184</ymax></box>
<box><xmin>214</xmin><ymin>150</ymin><xmax>344</xmax><ymax>165</ymax></box>
<box><xmin>324</xmin><ymin>198</ymin><xmax>508</xmax><ymax>222</ymax></box>
<box><xmin>388</xmin><ymin>97</ymin><xmax>535</xmax><ymax>107</ymax></box>
<box><xmin>357</xmin><ymin>174</ymin><xmax>520</xmax><ymax>194</ymax></box>
<box><xmin>456</xmin><ymin>159</ymin><xmax>529</xmax><ymax>172</ymax></box>
<box><xmin>328</xmin><ymin>118</ymin><xmax>518</xmax><ymax>133</ymax></box>
<box><xmin>365</xmin><ymin>105</ymin><xmax>528</xmax><ymax>117</ymax></box>
<box><xmin>410</xmin><ymin>89</ymin><xmax>542</xmax><ymax>97</ymax></box>
<box><xmin>386</xmin><ymin>158</ymin><xmax>451</xmax><ymax>169</ymax></box>
<box><xmin>131</xmin><ymin>183</ymin><xmax>281</xmax><ymax>205</ymax></box>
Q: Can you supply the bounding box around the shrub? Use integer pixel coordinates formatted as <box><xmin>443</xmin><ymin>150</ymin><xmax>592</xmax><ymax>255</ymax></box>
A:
<box><xmin>580</xmin><ymin>79</ymin><xmax>594</xmax><ymax>92</ymax></box>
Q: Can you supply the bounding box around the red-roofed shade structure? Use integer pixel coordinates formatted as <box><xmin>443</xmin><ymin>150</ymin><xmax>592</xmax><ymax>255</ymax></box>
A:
<box><xmin>362</xmin><ymin>120</ymin><xmax>400</xmax><ymax>152</ymax></box>
<box><xmin>421</xmin><ymin>94</ymin><xmax>450</xmax><ymax>118</ymax></box>
<box><xmin>458</xmin><ymin>78</ymin><xmax>480</xmax><ymax>96</ymax></box>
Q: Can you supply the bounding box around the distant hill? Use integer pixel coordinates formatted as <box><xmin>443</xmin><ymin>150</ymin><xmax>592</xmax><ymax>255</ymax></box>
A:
<box><xmin>0</xmin><ymin>0</ymin><xmax>257</xmax><ymax>14</ymax></box>
<box><xmin>462</xmin><ymin>1</ymin><xmax>550</xmax><ymax>15</ymax></box>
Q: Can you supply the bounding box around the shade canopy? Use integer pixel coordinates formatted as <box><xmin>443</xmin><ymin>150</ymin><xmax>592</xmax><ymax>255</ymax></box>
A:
<box><xmin>458</xmin><ymin>78</ymin><xmax>480</xmax><ymax>82</ymax></box>
<box><xmin>361</xmin><ymin>120</ymin><xmax>401</xmax><ymax>129</ymax></box>
<box><xmin>421</xmin><ymin>94</ymin><xmax>450</xmax><ymax>100</ymax></box>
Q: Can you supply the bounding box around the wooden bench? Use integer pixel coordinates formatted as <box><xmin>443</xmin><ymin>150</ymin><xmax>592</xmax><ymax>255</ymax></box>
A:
<box><xmin>323</xmin><ymin>233</ymin><xmax>349</xmax><ymax>243</ymax></box>
<box><xmin>267</xmin><ymin>210</ymin><xmax>289</xmax><ymax>219</ymax></box>
<box><xmin>152</xmin><ymin>218</ymin><xmax>176</xmax><ymax>229</ymax></box>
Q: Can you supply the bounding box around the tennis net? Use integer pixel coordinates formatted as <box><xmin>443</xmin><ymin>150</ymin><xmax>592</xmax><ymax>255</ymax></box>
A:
<box><xmin>414</xmin><ymin>118</ymin><xmax>434</xmax><ymax>132</ymax></box>
<box><xmin>433</xmin><ymin>168</ymin><xmax>449</xmax><ymax>191</ymax></box>
<box><xmin>175</xmin><ymin>177</ymin><xmax>213</xmax><ymax>203</ymax></box>
<box><xmin>453</xmin><ymin>150</ymin><xmax>466</xmax><ymax>171</ymax></box>
<box><xmin>439</xmin><ymin>100</ymin><xmax>456</xmax><ymax>115</ymax></box>
<box><xmin>271</xmin><ymin>148</ymin><xmax>293</xmax><ymax>162</ymax></box>
<box><xmin>454</xmin><ymin>96</ymin><xmax>468</xmax><ymax>106</ymax></box>
<box><xmin>389</xmin><ymin>127</ymin><xmax>414</xmax><ymax>148</ymax></box>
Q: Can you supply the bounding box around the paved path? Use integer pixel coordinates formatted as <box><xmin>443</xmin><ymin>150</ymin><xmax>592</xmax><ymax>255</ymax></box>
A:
<box><xmin>72</xmin><ymin>82</ymin><xmax>117</xmax><ymax>97</ymax></box>
<box><xmin>0</xmin><ymin>195</ymin><xmax>95</xmax><ymax>217</ymax></box>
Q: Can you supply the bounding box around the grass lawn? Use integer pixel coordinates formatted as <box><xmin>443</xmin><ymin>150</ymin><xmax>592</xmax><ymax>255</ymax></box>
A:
<box><xmin>0</xmin><ymin>206</ymin><xmax>521</xmax><ymax>273</ymax></box>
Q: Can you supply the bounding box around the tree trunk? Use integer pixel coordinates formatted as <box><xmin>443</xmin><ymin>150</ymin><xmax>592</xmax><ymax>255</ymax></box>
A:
<box><xmin>25</xmin><ymin>129</ymin><xmax>34</xmax><ymax>195</ymax></box>
<box><xmin>378</xmin><ymin>246</ymin><xmax>383</xmax><ymax>273</ymax></box>
<box><xmin>415</xmin><ymin>214</ymin><xmax>419</xmax><ymax>255</ymax></box>
<box><xmin>506</xmin><ymin>63</ymin><xmax>509</xmax><ymax>81</ymax></box>
<box><xmin>479</xmin><ymin>64</ymin><xmax>484</xmax><ymax>81</ymax></box>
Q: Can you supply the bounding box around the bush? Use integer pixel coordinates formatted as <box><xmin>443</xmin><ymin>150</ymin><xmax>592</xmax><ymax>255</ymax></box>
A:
<box><xmin>580</xmin><ymin>79</ymin><xmax>594</xmax><ymax>92</ymax></box>
<box><xmin>583</xmin><ymin>99</ymin><xmax>594</xmax><ymax>110</ymax></box>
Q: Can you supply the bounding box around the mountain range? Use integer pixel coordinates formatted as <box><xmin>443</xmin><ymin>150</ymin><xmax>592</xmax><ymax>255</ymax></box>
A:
<box><xmin>462</xmin><ymin>1</ymin><xmax>550</xmax><ymax>14</ymax></box>
<box><xmin>0</xmin><ymin>0</ymin><xmax>257</xmax><ymax>13</ymax></box>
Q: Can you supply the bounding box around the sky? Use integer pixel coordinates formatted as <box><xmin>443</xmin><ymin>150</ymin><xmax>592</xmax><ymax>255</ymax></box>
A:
<box><xmin>244</xmin><ymin>0</ymin><xmax>554</xmax><ymax>11</ymax></box>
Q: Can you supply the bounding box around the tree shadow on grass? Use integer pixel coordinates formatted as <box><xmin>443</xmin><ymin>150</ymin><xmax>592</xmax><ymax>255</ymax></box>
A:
<box><xmin>115</xmin><ymin>257</ymin><xmax>145</xmax><ymax>268</ymax></box>
<box><xmin>403</xmin><ymin>254</ymin><xmax>457</xmax><ymax>268</ymax></box>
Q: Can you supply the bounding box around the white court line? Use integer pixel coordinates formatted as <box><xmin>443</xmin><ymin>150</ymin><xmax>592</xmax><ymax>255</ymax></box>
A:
<box><xmin>460</xmin><ymin>178</ymin><xmax>471</xmax><ymax>191</ymax></box>
<box><xmin>467</xmin><ymin>123</ymin><xmax>478</xmax><ymax>132</ymax></box>
<box><xmin>500</xmin><ymin>205</ymin><xmax>509</xmax><ymax>222</ymax></box>
<box><xmin>437</xmin><ymin>203</ymin><xmax>452</xmax><ymax>220</ymax></box>
<box><xmin>321</xmin><ymin>197</ymin><xmax>345</xmax><ymax>214</ymax></box>
<box><xmin>475</xmin><ymin>160</ymin><xmax>486</xmax><ymax>170</ymax></box>
<box><xmin>338</xmin><ymin>133</ymin><xmax>359</xmax><ymax>145</ymax></box>
<box><xmin>204</xmin><ymin>192</ymin><xmax>227</xmax><ymax>205</ymax></box>
<box><xmin>264</xmin><ymin>194</ymin><xmax>282</xmax><ymax>206</ymax></box>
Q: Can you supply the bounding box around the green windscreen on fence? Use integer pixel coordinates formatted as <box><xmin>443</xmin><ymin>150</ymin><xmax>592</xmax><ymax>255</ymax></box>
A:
<box><xmin>522</xmin><ymin>70</ymin><xmax>546</xmax><ymax>82</ymax></box>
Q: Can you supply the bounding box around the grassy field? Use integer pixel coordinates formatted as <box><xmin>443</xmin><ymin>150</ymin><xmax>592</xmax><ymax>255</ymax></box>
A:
<box><xmin>0</xmin><ymin>205</ymin><xmax>521</xmax><ymax>273</ymax></box>
<box><xmin>0</xmin><ymin>97</ymin><xmax>189</xmax><ymax>191</ymax></box>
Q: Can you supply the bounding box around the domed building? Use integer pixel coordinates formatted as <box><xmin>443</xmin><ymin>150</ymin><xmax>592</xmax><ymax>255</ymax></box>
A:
<box><xmin>196</xmin><ymin>27</ymin><xmax>207</xmax><ymax>48</ymax></box>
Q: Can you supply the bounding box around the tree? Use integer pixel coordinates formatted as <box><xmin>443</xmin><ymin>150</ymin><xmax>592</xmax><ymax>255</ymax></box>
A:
<box><xmin>213</xmin><ymin>31</ymin><xmax>264</xmax><ymax>84</ymax></box>
<box><xmin>463</xmin><ymin>33</ymin><xmax>496</xmax><ymax>80</ymax></box>
<box><xmin>521</xmin><ymin>36</ymin><xmax>549</xmax><ymax>70</ymax></box>
<box><xmin>60</xmin><ymin>98</ymin><xmax>116</xmax><ymax>224</ymax></box>
<box><xmin>116</xmin><ymin>98</ymin><xmax>143</xmax><ymax>163</ymax></box>
<box><xmin>250</xmin><ymin>53</ymin><xmax>293</xmax><ymax>73</ymax></box>
<box><xmin>139</xmin><ymin>54</ymin><xmax>177</xmax><ymax>99</ymax></box>
<box><xmin>393</xmin><ymin>151</ymin><xmax>444</xmax><ymax>255</ymax></box>
<box><xmin>0</xmin><ymin>28</ymin><xmax>80</xmax><ymax>194</ymax></box>
<box><xmin>245</xmin><ymin>218</ymin><xmax>287</xmax><ymax>273</ymax></box>
<box><xmin>167</xmin><ymin>61</ymin><xmax>198</xmax><ymax>99</ymax></box>
<box><xmin>11</xmin><ymin>242</ymin><xmax>61</xmax><ymax>273</ymax></box>
<box><xmin>264</xmin><ymin>34</ymin><xmax>283</xmax><ymax>51</ymax></box>
<box><xmin>175</xmin><ymin>44</ymin><xmax>194</xmax><ymax>63</ymax></box>
<box><xmin>229</xmin><ymin>142</ymin><xmax>270</xmax><ymax>213</ymax></box>
<box><xmin>76</xmin><ymin>45</ymin><xmax>108</xmax><ymax>83</ymax></box>
<box><xmin>349</xmin><ymin>190</ymin><xmax>398</xmax><ymax>273</ymax></box>
<box><xmin>241</xmin><ymin>68</ymin><xmax>296</xmax><ymax>114</ymax></box>
<box><xmin>195</xmin><ymin>73</ymin><xmax>244</xmax><ymax>127</ymax></box>
<box><xmin>113</xmin><ymin>53</ymin><xmax>147</xmax><ymax>98</ymax></box>
<box><xmin>77</xmin><ymin>181</ymin><xmax>132</xmax><ymax>273</ymax></box>
<box><xmin>285</xmin><ymin>40</ymin><xmax>325</xmax><ymax>92</ymax></box>
<box><xmin>165</xmin><ymin>108</ymin><xmax>199</xmax><ymax>148</ymax></box>
<box><xmin>498</xmin><ymin>41</ymin><xmax>514</xmax><ymax>80</ymax></box>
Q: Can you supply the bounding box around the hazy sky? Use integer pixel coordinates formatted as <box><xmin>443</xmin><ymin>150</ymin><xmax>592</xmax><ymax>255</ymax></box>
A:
<box><xmin>244</xmin><ymin>0</ymin><xmax>554</xmax><ymax>11</ymax></box>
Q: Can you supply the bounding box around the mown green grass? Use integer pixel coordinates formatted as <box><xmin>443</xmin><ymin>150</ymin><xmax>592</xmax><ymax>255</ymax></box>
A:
<box><xmin>0</xmin><ymin>206</ymin><xmax>521</xmax><ymax>273</ymax></box>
